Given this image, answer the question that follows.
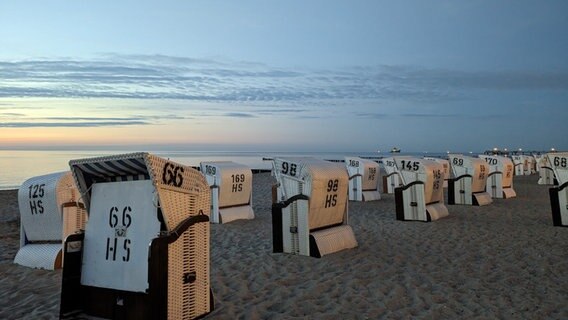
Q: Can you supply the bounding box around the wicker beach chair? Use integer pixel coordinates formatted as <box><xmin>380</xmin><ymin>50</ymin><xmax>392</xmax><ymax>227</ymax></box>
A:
<box><xmin>512</xmin><ymin>155</ymin><xmax>529</xmax><ymax>176</ymax></box>
<box><xmin>537</xmin><ymin>155</ymin><xmax>556</xmax><ymax>185</ymax></box>
<box><xmin>59</xmin><ymin>152</ymin><xmax>213</xmax><ymax>319</ymax></box>
<box><xmin>199</xmin><ymin>161</ymin><xmax>254</xmax><ymax>224</ymax></box>
<box><xmin>345</xmin><ymin>156</ymin><xmax>381</xmax><ymax>201</ymax></box>
<box><xmin>393</xmin><ymin>157</ymin><xmax>448</xmax><ymax>221</ymax></box>
<box><xmin>382</xmin><ymin>156</ymin><xmax>405</xmax><ymax>194</ymax></box>
<box><xmin>478</xmin><ymin>155</ymin><xmax>516</xmax><ymax>199</ymax></box>
<box><xmin>271</xmin><ymin>157</ymin><xmax>357</xmax><ymax>258</ymax></box>
<box><xmin>424</xmin><ymin>157</ymin><xmax>450</xmax><ymax>188</ymax></box>
<box><xmin>546</xmin><ymin>152</ymin><xmax>568</xmax><ymax>227</ymax></box>
<box><xmin>14</xmin><ymin>171</ymin><xmax>86</xmax><ymax>270</ymax></box>
<box><xmin>448</xmin><ymin>154</ymin><xmax>493</xmax><ymax>206</ymax></box>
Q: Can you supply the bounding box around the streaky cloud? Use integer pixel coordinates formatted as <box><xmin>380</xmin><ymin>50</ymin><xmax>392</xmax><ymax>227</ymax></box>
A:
<box><xmin>0</xmin><ymin>121</ymin><xmax>149</xmax><ymax>128</ymax></box>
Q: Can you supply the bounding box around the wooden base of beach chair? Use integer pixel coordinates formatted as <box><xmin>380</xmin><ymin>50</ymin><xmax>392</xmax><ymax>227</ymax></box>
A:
<box><xmin>473</xmin><ymin>192</ymin><xmax>493</xmax><ymax>206</ymax></box>
<box><xmin>219</xmin><ymin>205</ymin><xmax>255</xmax><ymax>224</ymax></box>
<box><xmin>362</xmin><ymin>190</ymin><xmax>381</xmax><ymax>201</ymax></box>
<box><xmin>308</xmin><ymin>225</ymin><xmax>358</xmax><ymax>258</ymax></box>
<box><xmin>502</xmin><ymin>187</ymin><xmax>517</xmax><ymax>199</ymax></box>
<box><xmin>13</xmin><ymin>243</ymin><xmax>62</xmax><ymax>270</ymax></box>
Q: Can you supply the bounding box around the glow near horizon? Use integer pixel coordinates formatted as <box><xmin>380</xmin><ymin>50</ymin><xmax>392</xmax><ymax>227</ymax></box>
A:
<box><xmin>1</xmin><ymin>1</ymin><xmax>567</xmax><ymax>152</ymax></box>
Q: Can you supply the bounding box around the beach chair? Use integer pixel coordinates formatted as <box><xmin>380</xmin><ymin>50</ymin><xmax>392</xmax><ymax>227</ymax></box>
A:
<box><xmin>345</xmin><ymin>156</ymin><xmax>381</xmax><ymax>201</ymax></box>
<box><xmin>478</xmin><ymin>155</ymin><xmax>516</xmax><ymax>199</ymax></box>
<box><xmin>537</xmin><ymin>155</ymin><xmax>556</xmax><ymax>185</ymax></box>
<box><xmin>13</xmin><ymin>171</ymin><xmax>86</xmax><ymax>270</ymax></box>
<box><xmin>271</xmin><ymin>157</ymin><xmax>357</xmax><ymax>258</ymax></box>
<box><xmin>526</xmin><ymin>155</ymin><xmax>537</xmax><ymax>175</ymax></box>
<box><xmin>448</xmin><ymin>154</ymin><xmax>492</xmax><ymax>206</ymax></box>
<box><xmin>512</xmin><ymin>155</ymin><xmax>528</xmax><ymax>176</ymax></box>
<box><xmin>424</xmin><ymin>157</ymin><xmax>450</xmax><ymax>188</ymax></box>
<box><xmin>60</xmin><ymin>153</ymin><xmax>213</xmax><ymax>319</ymax></box>
<box><xmin>546</xmin><ymin>152</ymin><xmax>568</xmax><ymax>227</ymax></box>
<box><xmin>394</xmin><ymin>157</ymin><xmax>448</xmax><ymax>221</ymax></box>
<box><xmin>382</xmin><ymin>156</ymin><xmax>404</xmax><ymax>194</ymax></box>
<box><xmin>200</xmin><ymin>161</ymin><xmax>254</xmax><ymax>223</ymax></box>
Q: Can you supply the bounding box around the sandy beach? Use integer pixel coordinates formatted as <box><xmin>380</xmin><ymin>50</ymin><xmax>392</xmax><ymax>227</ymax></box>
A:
<box><xmin>1</xmin><ymin>173</ymin><xmax>567</xmax><ymax>319</ymax></box>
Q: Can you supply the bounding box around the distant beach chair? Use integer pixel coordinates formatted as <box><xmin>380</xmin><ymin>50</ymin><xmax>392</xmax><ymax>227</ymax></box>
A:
<box><xmin>382</xmin><ymin>156</ymin><xmax>405</xmax><ymax>194</ymax></box>
<box><xmin>271</xmin><ymin>157</ymin><xmax>358</xmax><ymax>258</ymax></box>
<box><xmin>345</xmin><ymin>156</ymin><xmax>381</xmax><ymax>201</ymax></box>
<box><xmin>537</xmin><ymin>155</ymin><xmax>556</xmax><ymax>185</ymax></box>
<box><xmin>478</xmin><ymin>155</ymin><xmax>516</xmax><ymax>199</ymax></box>
<box><xmin>393</xmin><ymin>157</ymin><xmax>448</xmax><ymax>221</ymax></box>
<box><xmin>448</xmin><ymin>154</ymin><xmax>493</xmax><ymax>206</ymax></box>
<box><xmin>13</xmin><ymin>171</ymin><xmax>86</xmax><ymax>270</ymax></box>
<box><xmin>424</xmin><ymin>157</ymin><xmax>450</xmax><ymax>188</ymax></box>
<box><xmin>60</xmin><ymin>152</ymin><xmax>213</xmax><ymax>319</ymax></box>
<box><xmin>546</xmin><ymin>152</ymin><xmax>568</xmax><ymax>227</ymax></box>
<box><xmin>526</xmin><ymin>155</ymin><xmax>537</xmax><ymax>175</ymax></box>
<box><xmin>200</xmin><ymin>161</ymin><xmax>254</xmax><ymax>223</ymax></box>
<box><xmin>512</xmin><ymin>155</ymin><xmax>529</xmax><ymax>176</ymax></box>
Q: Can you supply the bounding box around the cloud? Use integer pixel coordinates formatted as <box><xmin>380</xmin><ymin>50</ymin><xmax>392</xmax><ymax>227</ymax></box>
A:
<box><xmin>0</xmin><ymin>121</ymin><xmax>149</xmax><ymax>128</ymax></box>
<box><xmin>224</xmin><ymin>112</ymin><xmax>256</xmax><ymax>118</ymax></box>
<box><xmin>0</xmin><ymin>54</ymin><xmax>567</xmax><ymax>105</ymax></box>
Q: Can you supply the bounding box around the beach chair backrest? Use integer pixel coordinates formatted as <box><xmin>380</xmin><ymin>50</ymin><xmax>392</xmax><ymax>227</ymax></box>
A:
<box><xmin>449</xmin><ymin>154</ymin><xmax>489</xmax><ymax>193</ymax></box>
<box><xmin>273</xmin><ymin>157</ymin><xmax>348</xmax><ymax>230</ymax></box>
<box><xmin>395</xmin><ymin>157</ymin><xmax>444</xmax><ymax>204</ymax></box>
<box><xmin>18</xmin><ymin>171</ymin><xmax>79</xmax><ymax>242</ymax></box>
<box><xmin>200</xmin><ymin>161</ymin><xmax>252</xmax><ymax>208</ymax></box>
<box><xmin>546</xmin><ymin>152</ymin><xmax>568</xmax><ymax>185</ymax></box>
<box><xmin>345</xmin><ymin>156</ymin><xmax>380</xmax><ymax>191</ymax></box>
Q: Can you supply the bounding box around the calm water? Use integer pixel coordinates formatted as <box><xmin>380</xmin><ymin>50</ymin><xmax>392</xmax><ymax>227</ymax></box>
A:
<box><xmin>0</xmin><ymin>149</ymin><xmax>452</xmax><ymax>190</ymax></box>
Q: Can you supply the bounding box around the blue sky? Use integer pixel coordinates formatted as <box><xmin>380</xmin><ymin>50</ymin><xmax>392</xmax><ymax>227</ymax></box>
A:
<box><xmin>1</xmin><ymin>1</ymin><xmax>567</xmax><ymax>152</ymax></box>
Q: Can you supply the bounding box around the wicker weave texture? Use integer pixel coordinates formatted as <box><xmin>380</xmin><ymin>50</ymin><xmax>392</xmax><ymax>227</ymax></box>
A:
<box><xmin>310</xmin><ymin>225</ymin><xmax>358</xmax><ymax>257</ymax></box>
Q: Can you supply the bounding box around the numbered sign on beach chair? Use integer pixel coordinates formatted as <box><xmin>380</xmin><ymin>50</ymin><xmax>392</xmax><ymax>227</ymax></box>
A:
<box><xmin>448</xmin><ymin>154</ymin><xmax>492</xmax><ymax>206</ymax></box>
<box><xmin>424</xmin><ymin>157</ymin><xmax>450</xmax><ymax>188</ymax></box>
<box><xmin>382</xmin><ymin>157</ymin><xmax>404</xmax><ymax>194</ymax></box>
<box><xmin>271</xmin><ymin>157</ymin><xmax>357</xmax><ymax>258</ymax></box>
<box><xmin>537</xmin><ymin>155</ymin><xmax>556</xmax><ymax>185</ymax></box>
<box><xmin>512</xmin><ymin>155</ymin><xmax>528</xmax><ymax>176</ymax></box>
<box><xmin>546</xmin><ymin>152</ymin><xmax>568</xmax><ymax>227</ymax></box>
<box><xmin>200</xmin><ymin>161</ymin><xmax>254</xmax><ymax>223</ymax></box>
<box><xmin>60</xmin><ymin>153</ymin><xmax>213</xmax><ymax>320</ymax></box>
<box><xmin>14</xmin><ymin>171</ymin><xmax>86</xmax><ymax>270</ymax></box>
<box><xmin>479</xmin><ymin>155</ymin><xmax>516</xmax><ymax>199</ymax></box>
<box><xmin>394</xmin><ymin>157</ymin><xmax>449</xmax><ymax>222</ymax></box>
<box><xmin>345</xmin><ymin>156</ymin><xmax>381</xmax><ymax>201</ymax></box>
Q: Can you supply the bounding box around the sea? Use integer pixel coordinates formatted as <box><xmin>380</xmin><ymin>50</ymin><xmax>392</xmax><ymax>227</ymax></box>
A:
<box><xmin>0</xmin><ymin>149</ymin><xmax>455</xmax><ymax>190</ymax></box>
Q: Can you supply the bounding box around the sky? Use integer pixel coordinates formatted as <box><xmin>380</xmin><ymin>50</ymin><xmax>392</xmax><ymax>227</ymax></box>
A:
<box><xmin>1</xmin><ymin>0</ymin><xmax>567</xmax><ymax>153</ymax></box>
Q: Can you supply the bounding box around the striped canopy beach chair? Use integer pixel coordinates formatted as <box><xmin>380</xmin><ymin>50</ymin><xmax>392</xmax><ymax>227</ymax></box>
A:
<box><xmin>271</xmin><ymin>157</ymin><xmax>358</xmax><ymax>258</ymax></box>
<box><xmin>14</xmin><ymin>171</ymin><xmax>86</xmax><ymax>270</ymax></box>
<box><xmin>60</xmin><ymin>152</ymin><xmax>213</xmax><ymax>320</ymax></box>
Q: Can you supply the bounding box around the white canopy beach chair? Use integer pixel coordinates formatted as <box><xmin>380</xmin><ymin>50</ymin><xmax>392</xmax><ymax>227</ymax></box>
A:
<box><xmin>478</xmin><ymin>155</ymin><xmax>516</xmax><ymax>199</ymax></box>
<box><xmin>448</xmin><ymin>154</ymin><xmax>492</xmax><ymax>206</ymax></box>
<box><xmin>14</xmin><ymin>171</ymin><xmax>86</xmax><ymax>270</ymax></box>
<box><xmin>200</xmin><ymin>161</ymin><xmax>254</xmax><ymax>223</ymax></box>
<box><xmin>424</xmin><ymin>157</ymin><xmax>450</xmax><ymax>188</ymax></box>
<box><xmin>271</xmin><ymin>157</ymin><xmax>358</xmax><ymax>258</ymax></box>
<box><xmin>394</xmin><ymin>157</ymin><xmax>448</xmax><ymax>221</ymax></box>
<box><xmin>345</xmin><ymin>156</ymin><xmax>381</xmax><ymax>201</ymax></box>
<box><xmin>512</xmin><ymin>155</ymin><xmax>528</xmax><ymax>176</ymax></box>
<box><xmin>546</xmin><ymin>152</ymin><xmax>568</xmax><ymax>227</ymax></box>
<box><xmin>537</xmin><ymin>155</ymin><xmax>556</xmax><ymax>185</ymax></box>
<box><xmin>526</xmin><ymin>155</ymin><xmax>537</xmax><ymax>175</ymax></box>
<box><xmin>382</xmin><ymin>156</ymin><xmax>405</xmax><ymax>194</ymax></box>
<box><xmin>60</xmin><ymin>153</ymin><xmax>213</xmax><ymax>319</ymax></box>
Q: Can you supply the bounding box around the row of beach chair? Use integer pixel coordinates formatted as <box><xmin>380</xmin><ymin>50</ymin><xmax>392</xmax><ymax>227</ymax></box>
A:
<box><xmin>10</xmin><ymin>151</ymin><xmax>568</xmax><ymax>319</ymax></box>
